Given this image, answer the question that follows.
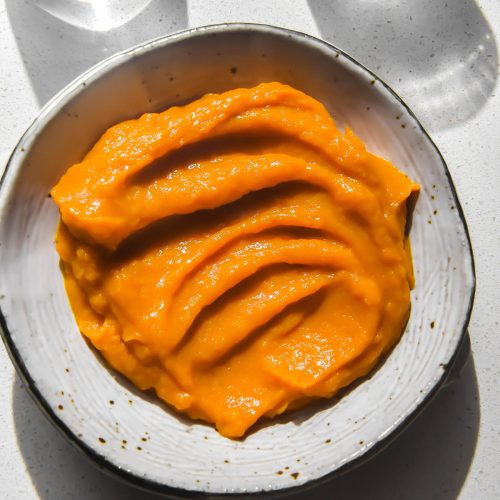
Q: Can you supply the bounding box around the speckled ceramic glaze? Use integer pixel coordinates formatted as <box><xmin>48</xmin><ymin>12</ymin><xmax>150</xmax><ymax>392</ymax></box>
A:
<box><xmin>0</xmin><ymin>24</ymin><xmax>475</xmax><ymax>496</ymax></box>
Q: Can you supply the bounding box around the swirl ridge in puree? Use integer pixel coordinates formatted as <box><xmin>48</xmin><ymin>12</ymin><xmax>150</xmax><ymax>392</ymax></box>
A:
<box><xmin>51</xmin><ymin>82</ymin><xmax>419</xmax><ymax>438</ymax></box>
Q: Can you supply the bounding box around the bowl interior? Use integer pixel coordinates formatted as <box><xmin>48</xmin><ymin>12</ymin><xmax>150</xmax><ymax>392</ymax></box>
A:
<box><xmin>0</xmin><ymin>25</ymin><xmax>474</xmax><ymax>495</ymax></box>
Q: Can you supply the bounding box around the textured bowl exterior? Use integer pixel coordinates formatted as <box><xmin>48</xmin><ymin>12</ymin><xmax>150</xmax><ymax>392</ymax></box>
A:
<box><xmin>0</xmin><ymin>24</ymin><xmax>475</xmax><ymax>496</ymax></box>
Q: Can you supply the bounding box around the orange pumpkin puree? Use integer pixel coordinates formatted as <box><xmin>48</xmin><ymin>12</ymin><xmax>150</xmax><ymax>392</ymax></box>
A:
<box><xmin>52</xmin><ymin>82</ymin><xmax>419</xmax><ymax>438</ymax></box>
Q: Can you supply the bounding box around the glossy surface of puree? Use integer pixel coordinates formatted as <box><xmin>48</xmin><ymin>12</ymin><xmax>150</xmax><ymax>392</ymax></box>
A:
<box><xmin>52</xmin><ymin>82</ymin><xmax>419</xmax><ymax>438</ymax></box>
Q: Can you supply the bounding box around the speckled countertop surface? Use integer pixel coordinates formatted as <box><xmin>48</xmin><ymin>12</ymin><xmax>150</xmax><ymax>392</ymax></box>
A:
<box><xmin>0</xmin><ymin>1</ymin><xmax>498</xmax><ymax>498</ymax></box>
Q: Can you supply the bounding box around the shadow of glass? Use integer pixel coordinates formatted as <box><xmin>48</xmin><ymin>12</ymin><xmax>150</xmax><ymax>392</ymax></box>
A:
<box><xmin>307</xmin><ymin>0</ymin><xmax>498</xmax><ymax>132</ymax></box>
<box><xmin>13</xmin><ymin>345</ymin><xmax>479</xmax><ymax>499</ymax></box>
<box><xmin>5</xmin><ymin>0</ymin><xmax>188</xmax><ymax>106</ymax></box>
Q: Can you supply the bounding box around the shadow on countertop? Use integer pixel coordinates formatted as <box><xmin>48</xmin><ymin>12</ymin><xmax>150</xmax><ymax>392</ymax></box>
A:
<box><xmin>13</xmin><ymin>343</ymin><xmax>479</xmax><ymax>500</ymax></box>
<box><xmin>5</xmin><ymin>0</ymin><xmax>188</xmax><ymax>106</ymax></box>
<box><xmin>307</xmin><ymin>0</ymin><xmax>498</xmax><ymax>132</ymax></box>
<box><xmin>7</xmin><ymin>1</ymin><xmax>497</xmax><ymax>132</ymax></box>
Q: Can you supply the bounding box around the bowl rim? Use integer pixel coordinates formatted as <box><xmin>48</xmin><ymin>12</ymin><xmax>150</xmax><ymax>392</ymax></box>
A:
<box><xmin>0</xmin><ymin>22</ymin><xmax>476</xmax><ymax>498</ymax></box>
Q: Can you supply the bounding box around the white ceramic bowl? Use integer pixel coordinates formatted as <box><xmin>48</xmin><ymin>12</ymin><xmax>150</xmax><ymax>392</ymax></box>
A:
<box><xmin>0</xmin><ymin>24</ymin><xmax>475</xmax><ymax>496</ymax></box>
